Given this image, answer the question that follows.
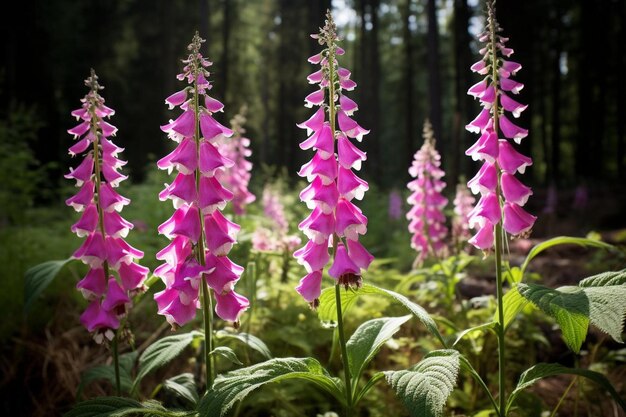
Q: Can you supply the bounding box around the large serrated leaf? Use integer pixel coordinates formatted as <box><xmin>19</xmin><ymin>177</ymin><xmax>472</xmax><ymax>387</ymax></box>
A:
<box><xmin>197</xmin><ymin>358</ymin><xmax>345</xmax><ymax>416</ymax></box>
<box><xmin>64</xmin><ymin>397</ymin><xmax>142</xmax><ymax>417</ymax></box>
<box><xmin>583</xmin><ymin>286</ymin><xmax>626</xmax><ymax>342</ymax></box>
<box><xmin>133</xmin><ymin>332</ymin><xmax>198</xmax><ymax>392</ymax></box>
<box><xmin>24</xmin><ymin>258</ymin><xmax>73</xmax><ymax>312</ymax></box>
<box><xmin>520</xmin><ymin>237</ymin><xmax>613</xmax><ymax>275</ymax></box>
<box><xmin>163</xmin><ymin>373</ymin><xmax>199</xmax><ymax>405</ymax></box>
<box><xmin>77</xmin><ymin>352</ymin><xmax>137</xmax><ymax>397</ymax></box>
<box><xmin>384</xmin><ymin>350</ymin><xmax>460</xmax><ymax>417</ymax></box>
<box><xmin>215</xmin><ymin>330</ymin><xmax>272</xmax><ymax>359</ymax></box>
<box><xmin>507</xmin><ymin>363</ymin><xmax>626</xmax><ymax>413</ymax></box>
<box><xmin>517</xmin><ymin>283</ymin><xmax>590</xmax><ymax>352</ymax></box>
<box><xmin>347</xmin><ymin>316</ymin><xmax>411</xmax><ymax>387</ymax></box>
<box><xmin>579</xmin><ymin>269</ymin><xmax>626</xmax><ymax>287</ymax></box>
<box><xmin>318</xmin><ymin>284</ymin><xmax>445</xmax><ymax>346</ymax></box>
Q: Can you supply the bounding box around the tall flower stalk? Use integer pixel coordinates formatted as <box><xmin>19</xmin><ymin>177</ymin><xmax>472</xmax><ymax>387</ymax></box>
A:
<box><xmin>294</xmin><ymin>12</ymin><xmax>374</xmax><ymax>415</ymax></box>
<box><xmin>155</xmin><ymin>33</ymin><xmax>249</xmax><ymax>389</ymax></box>
<box><xmin>406</xmin><ymin>120</ymin><xmax>448</xmax><ymax>265</ymax></box>
<box><xmin>66</xmin><ymin>70</ymin><xmax>148</xmax><ymax>395</ymax></box>
<box><xmin>465</xmin><ymin>2</ymin><xmax>535</xmax><ymax>414</ymax></box>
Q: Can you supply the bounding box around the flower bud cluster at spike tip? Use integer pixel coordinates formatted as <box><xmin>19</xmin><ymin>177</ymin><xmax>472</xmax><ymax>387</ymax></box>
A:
<box><xmin>155</xmin><ymin>33</ymin><xmax>249</xmax><ymax>328</ymax></box>
<box><xmin>66</xmin><ymin>70</ymin><xmax>148</xmax><ymax>344</ymax></box>
<box><xmin>214</xmin><ymin>106</ymin><xmax>255</xmax><ymax>215</ymax></box>
<box><xmin>465</xmin><ymin>1</ymin><xmax>536</xmax><ymax>250</ymax></box>
<box><xmin>406</xmin><ymin>120</ymin><xmax>449</xmax><ymax>264</ymax></box>
<box><xmin>294</xmin><ymin>11</ymin><xmax>374</xmax><ymax>308</ymax></box>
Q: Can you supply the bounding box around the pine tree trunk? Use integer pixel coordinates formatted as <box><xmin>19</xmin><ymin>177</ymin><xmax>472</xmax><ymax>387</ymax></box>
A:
<box><xmin>427</xmin><ymin>0</ymin><xmax>444</xmax><ymax>159</ymax></box>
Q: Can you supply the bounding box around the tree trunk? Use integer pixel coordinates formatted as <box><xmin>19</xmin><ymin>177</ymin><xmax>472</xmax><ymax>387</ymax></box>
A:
<box><xmin>401</xmin><ymin>0</ymin><xmax>415</xmax><ymax>167</ymax></box>
<box><xmin>550</xmin><ymin>6</ymin><xmax>562</xmax><ymax>185</ymax></box>
<box><xmin>220</xmin><ymin>0</ymin><xmax>231</xmax><ymax>106</ymax></box>
<box><xmin>427</xmin><ymin>0</ymin><xmax>443</xmax><ymax>159</ymax></box>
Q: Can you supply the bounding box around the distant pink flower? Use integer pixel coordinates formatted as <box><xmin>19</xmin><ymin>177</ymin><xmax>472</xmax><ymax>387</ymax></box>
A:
<box><xmin>67</xmin><ymin>70</ymin><xmax>148</xmax><ymax>343</ymax></box>
<box><xmin>294</xmin><ymin>14</ymin><xmax>373</xmax><ymax>306</ymax></box>
<box><xmin>214</xmin><ymin>106</ymin><xmax>255</xmax><ymax>215</ymax></box>
<box><xmin>406</xmin><ymin>120</ymin><xmax>448</xmax><ymax>264</ymax></box>
<box><xmin>466</xmin><ymin>11</ymin><xmax>536</xmax><ymax>249</ymax></box>
<box><xmin>155</xmin><ymin>33</ymin><xmax>248</xmax><ymax>328</ymax></box>
<box><xmin>452</xmin><ymin>184</ymin><xmax>476</xmax><ymax>246</ymax></box>
<box><xmin>388</xmin><ymin>190</ymin><xmax>403</xmax><ymax>220</ymax></box>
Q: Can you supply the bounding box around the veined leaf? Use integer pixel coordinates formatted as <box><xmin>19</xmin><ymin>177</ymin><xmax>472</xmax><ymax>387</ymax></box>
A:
<box><xmin>495</xmin><ymin>286</ymin><xmax>531</xmax><ymax>330</ymax></box>
<box><xmin>517</xmin><ymin>284</ymin><xmax>589</xmax><ymax>352</ymax></box>
<box><xmin>215</xmin><ymin>330</ymin><xmax>272</xmax><ymax>359</ymax></box>
<box><xmin>77</xmin><ymin>352</ymin><xmax>137</xmax><ymax>397</ymax></box>
<box><xmin>520</xmin><ymin>237</ymin><xmax>613</xmax><ymax>276</ymax></box>
<box><xmin>347</xmin><ymin>316</ymin><xmax>411</xmax><ymax>387</ymax></box>
<box><xmin>384</xmin><ymin>350</ymin><xmax>460</xmax><ymax>417</ymax></box>
<box><xmin>507</xmin><ymin>363</ymin><xmax>626</xmax><ymax>413</ymax></box>
<box><xmin>579</xmin><ymin>269</ymin><xmax>626</xmax><ymax>287</ymax></box>
<box><xmin>518</xmin><ymin>280</ymin><xmax>626</xmax><ymax>351</ymax></box>
<box><xmin>133</xmin><ymin>332</ymin><xmax>199</xmax><ymax>391</ymax></box>
<box><xmin>210</xmin><ymin>346</ymin><xmax>243</xmax><ymax>366</ymax></box>
<box><xmin>24</xmin><ymin>258</ymin><xmax>73</xmax><ymax>312</ymax></box>
<box><xmin>163</xmin><ymin>373</ymin><xmax>199</xmax><ymax>405</ymax></box>
<box><xmin>197</xmin><ymin>357</ymin><xmax>345</xmax><ymax>416</ymax></box>
<box><xmin>64</xmin><ymin>397</ymin><xmax>142</xmax><ymax>417</ymax></box>
<box><xmin>318</xmin><ymin>284</ymin><xmax>445</xmax><ymax>346</ymax></box>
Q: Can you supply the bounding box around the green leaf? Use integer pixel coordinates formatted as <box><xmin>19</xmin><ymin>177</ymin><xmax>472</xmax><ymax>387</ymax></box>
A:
<box><xmin>495</xmin><ymin>286</ymin><xmax>530</xmax><ymax>330</ymax></box>
<box><xmin>507</xmin><ymin>363</ymin><xmax>626</xmax><ymax>413</ymax></box>
<box><xmin>163</xmin><ymin>373</ymin><xmax>199</xmax><ymax>405</ymax></box>
<box><xmin>64</xmin><ymin>397</ymin><xmax>142</xmax><ymax>417</ymax></box>
<box><xmin>210</xmin><ymin>346</ymin><xmax>243</xmax><ymax>366</ymax></box>
<box><xmin>384</xmin><ymin>350</ymin><xmax>460</xmax><ymax>417</ymax></box>
<box><xmin>215</xmin><ymin>330</ymin><xmax>272</xmax><ymax>359</ymax></box>
<box><xmin>347</xmin><ymin>316</ymin><xmax>411</xmax><ymax>387</ymax></box>
<box><xmin>517</xmin><ymin>283</ymin><xmax>590</xmax><ymax>352</ymax></box>
<box><xmin>518</xmin><ymin>280</ymin><xmax>626</xmax><ymax>351</ymax></box>
<box><xmin>318</xmin><ymin>284</ymin><xmax>445</xmax><ymax>346</ymax></box>
<box><xmin>582</xmin><ymin>286</ymin><xmax>626</xmax><ymax>343</ymax></box>
<box><xmin>24</xmin><ymin>258</ymin><xmax>73</xmax><ymax>312</ymax></box>
<box><xmin>133</xmin><ymin>332</ymin><xmax>198</xmax><ymax>391</ymax></box>
<box><xmin>77</xmin><ymin>352</ymin><xmax>137</xmax><ymax>398</ymax></box>
<box><xmin>579</xmin><ymin>269</ymin><xmax>626</xmax><ymax>287</ymax></box>
<box><xmin>197</xmin><ymin>357</ymin><xmax>345</xmax><ymax>416</ymax></box>
<box><xmin>520</xmin><ymin>237</ymin><xmax>613</xmax><ymax>276</ymax></box>
<box><xmin>451</xmin><ymin>322</ymin><xmax>495</xmax><ymax>347</ymax></box>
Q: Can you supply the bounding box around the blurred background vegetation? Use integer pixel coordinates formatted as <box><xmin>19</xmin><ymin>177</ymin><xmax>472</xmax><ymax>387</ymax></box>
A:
<box><xmin>1</xmin><ymin>0</ymin><xmax>626</xmax><ymax>415</ymax></box>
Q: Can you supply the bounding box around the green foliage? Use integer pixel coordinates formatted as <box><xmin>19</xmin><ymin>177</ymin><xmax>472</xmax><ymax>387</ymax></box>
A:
<box><xmin>0</xmin><ymin>104</ymin><xmax>45</xmax><ymax>225</ymax></box>
<box><xmin>506</xmin><ymin>363</ymin><xmax>626</xmax><ymax>414</ymax></box>
<box><xmin>210</xmin><ymin>346</ymin><xmax>243</xmax><ymax>366</ymax></box>
<box><xmin>197</xmin><ymin>357</ymin><xmax>345</xmax><ymax>416</ymax></box>
<box><xmin>517</xmin><ymin>275</ymin><xmax>626</xmax><ymax>352</ymax></box>
<box><xmin>64</xmin><ymin>397</ymin><xmax>143</xmax><ymax>417</ymax></box>
<box><xmin>24</xmin><ymin>258</ymin><xmax>73</xmax><ymax>312</ymax></box>
<box><xmin>318</xmin><ymin>283</ymin><xmax>445</xmax><ymax>346</ymax></box>
<box><xmin>496</xmin><ymin>286</ymin><xmax>530</xmax><ymax>330</ymax></box>
<box><xmin>162</xmin><ymin>373</ymin><xmax>199</xmax><ymax>405</ymax></box>
<box><xmin>347</xmin><ymin>315</ymin><xmax>411</xmax><ymax>389</ymax></box>
<box><xmin>579</xmin><ymin>269</ymin><xmax>626</xmax><ymax>287</ymax></box>
<box><xmin>78</xmin><ymin>352</ymin><xmax>137</xmax><ymax>398</ymax></box>
<box><xmin>384</xmin><ymin>350</ymin><xmax>460</xmax><ymax>417</ymax></box>
<box><xmin>65</xmin><ymin>396</ymin><xmax>196</xmax><ymax>417</ymax></box>
<box><xmin>214</xmin><ymin>330</ymin><xmax>272</xmax><ymax>360</ymax></box>
<box><xmin>520</xmin><ymin>236</ymin><xmax>614</xmax><ymax>276</ymax></box>
<box><xmin>133</xmin><ymin>332</ymin><xmax>201</xmax><ymax>392</ymax></box>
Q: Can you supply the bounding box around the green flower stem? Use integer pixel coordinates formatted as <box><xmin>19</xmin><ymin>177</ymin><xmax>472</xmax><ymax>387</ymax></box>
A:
<box><xmin>334</xmin><ymin>283</ymin><xmax>353</xmax><ymax>415</ymax></box>
<box><xmin>88</xmin><ymin>74</ymin><xmax>121</xmax><ymax>396</ymax></box>
<box><xmin>192</xmin><ymin>50</ymin><xmax>214</xmax><ymax>390</ymax></box>
<box><xmin>494</xmin><ymin>223</ymin><xmax>506</xmax><ymax>415</ymax></box>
